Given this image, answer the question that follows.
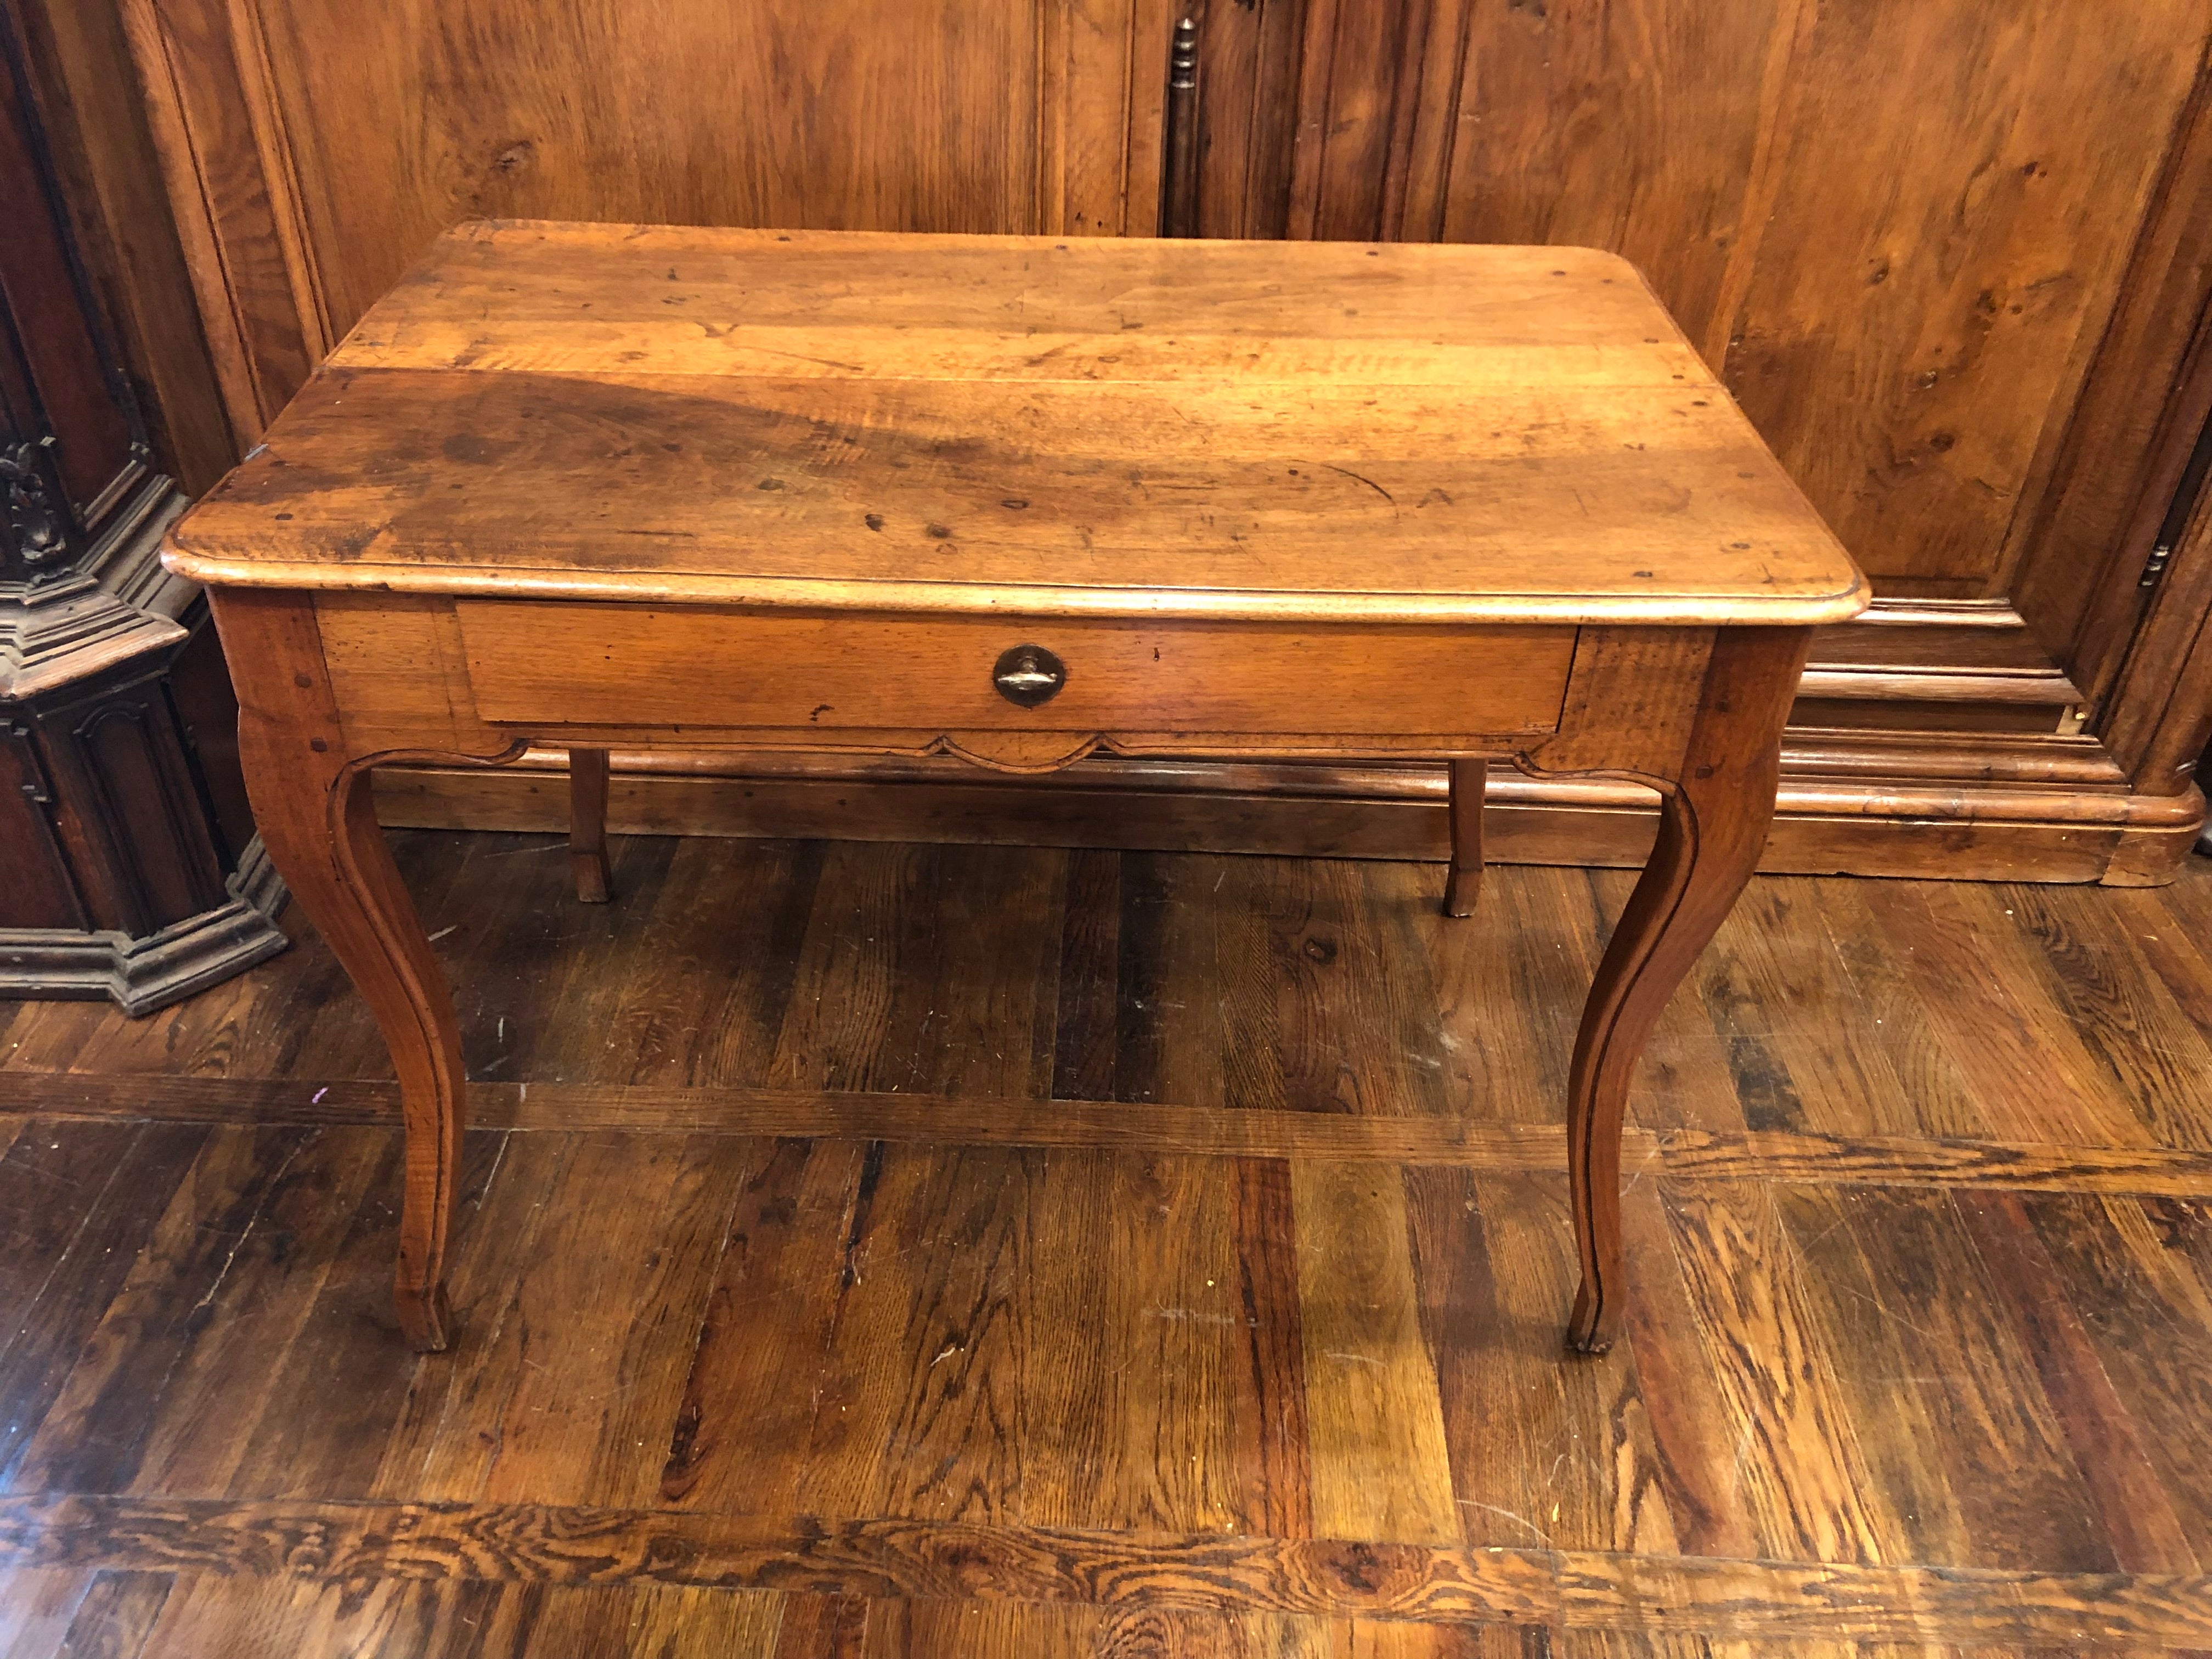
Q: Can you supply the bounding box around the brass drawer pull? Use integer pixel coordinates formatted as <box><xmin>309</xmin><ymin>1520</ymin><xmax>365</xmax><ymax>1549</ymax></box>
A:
<box><xmin>992</xmin><ymin>644</ymin><xmax>1067</xmax><ymax>707</ymax></box>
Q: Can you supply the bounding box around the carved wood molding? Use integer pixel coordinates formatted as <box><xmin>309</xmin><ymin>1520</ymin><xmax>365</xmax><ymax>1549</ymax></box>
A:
<box><xmin>0</xmin><ymin>832</ymin><xmax>288</xmax><ymax>1014</ymax></box>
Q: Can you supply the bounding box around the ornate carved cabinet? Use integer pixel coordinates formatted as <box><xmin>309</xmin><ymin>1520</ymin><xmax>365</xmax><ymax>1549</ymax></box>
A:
<box><xmin>0</xmin><ymin>0</ymin><xmax>281</xmax><ymax>1012</ymax></box>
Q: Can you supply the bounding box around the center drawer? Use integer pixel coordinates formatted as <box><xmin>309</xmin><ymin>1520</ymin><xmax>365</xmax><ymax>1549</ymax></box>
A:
<box><xmin>453</xmin><ymin>602</ymin><xmax>1577</xmax><ymax>736</ymax></box>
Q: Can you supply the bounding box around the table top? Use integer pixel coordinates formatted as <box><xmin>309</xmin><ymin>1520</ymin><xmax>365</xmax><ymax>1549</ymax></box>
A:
<box><xmin>165</xmin><ymin>221</ymin><xmax>1865</xmax><ymax>627</ymax></box>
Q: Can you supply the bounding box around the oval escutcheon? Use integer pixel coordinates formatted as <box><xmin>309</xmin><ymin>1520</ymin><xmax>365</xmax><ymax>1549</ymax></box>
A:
<box><xmin>992</xmin><ymin>644</ymin><xmax>1068</xmax><ymax>708</ymax></box>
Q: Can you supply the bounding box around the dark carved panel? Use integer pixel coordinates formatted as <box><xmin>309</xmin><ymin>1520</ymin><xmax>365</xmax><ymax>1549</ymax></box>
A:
<box><xmin>0</xmin><ymin>0</ymin><xmax>147</xmax><ymax>572</ymax></box>
<box><xmin>166</xmin><ymin>609</ymin><xmax>252</xmax><ymax>860</ymax></box>
<box><xmin>0</xmin><ymin>436</ymin><xmax>67</xmax><ymax>566</ymax></box>
<box><xmin>41</xmin><ymin>674</ymin><xmax>230</xmax><ymax>935</ymax></box>
<box><xmin>0</xmin><ymin>0</ymin><xmax>279</xmax><ymax>1012</ymax></box>
<box><xmin>0</xmin><ymin>715</ymin><xmax>81</xmax><ymax>929</ymax></box>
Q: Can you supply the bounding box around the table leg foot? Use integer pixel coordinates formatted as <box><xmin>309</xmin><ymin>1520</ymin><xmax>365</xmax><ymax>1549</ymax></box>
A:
<box><xmin>1565</xmin><ymin>1282</ymin><xmax>1618</xmax><ymax>1356</ymax></box>
<box><xmin>1443</xmin><ymin>865</ymin><xmax>1482</xmax><ymax>918</ymax></box>
<box><xmin>1443</xmin><ymin>758</ymin><xmax>1485</xmax><ymax>917</ymax></box>
<box><xmin>569</xmin><ymin>747</ymin><xmax>612</xmax><ymax>903</ymax></box>
<box><xmin>1560</xmin><ymin>628</ymin><xmax>1805</xmax><ymax>1352</ymax></box>
<box><xmin>571</xmin><ymin>850</ymin><xmax>612</xmax><ymax>904</ymax></box>
<box><xmin>396</xmin><ymin>1278</ymin><xmax>452</xmax><ymax>1352</ymax></box>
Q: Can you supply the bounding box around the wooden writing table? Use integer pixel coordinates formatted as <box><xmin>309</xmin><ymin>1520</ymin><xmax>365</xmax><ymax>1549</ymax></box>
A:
<box><xmin>163</xmin><ymin>222</ymin><xmax>1865</xmax><ymax>1356</ymax></box>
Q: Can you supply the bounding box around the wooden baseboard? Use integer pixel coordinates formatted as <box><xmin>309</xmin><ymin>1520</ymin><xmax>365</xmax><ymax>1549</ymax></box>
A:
<box><xmin>0</xmin><ymin>834</ymin><xmax>289</xmax><ymax>1014</ymax></box>
<box><xmin>371</xmin><ymin>732</ymin><xmax>2208</xmax><ymax>885</ymax></box>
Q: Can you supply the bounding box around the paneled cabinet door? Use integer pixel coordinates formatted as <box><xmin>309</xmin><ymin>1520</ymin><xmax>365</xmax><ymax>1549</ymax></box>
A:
<box><xmin>2</xmin><ymin>0</ymin><xmax>284</xmax><ymax>1012</ymax></box>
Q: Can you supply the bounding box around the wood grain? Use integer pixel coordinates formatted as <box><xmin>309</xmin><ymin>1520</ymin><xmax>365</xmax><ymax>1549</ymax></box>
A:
<box><xmin>455</xmin><ymin>605</ymin><xmax>1577</xmax><ymax>738</ymax></box>
<box><xmin>208</xmin><ymin>588</ymin><xmax>477</xmax><ymax>1351</ymax></box>
<box><xmin>658</xmin><ymin>1138</ymin><xmax>867</xmax><ymax>1517</ymax></box>
<box><xmin>1414</xmin><ymin>0</ymin><xmax>1799</xmax><ymax>357</ymax></box>
<box><xmin>163</xmin><ymin>227</ymin><xmax>1864</xmax><ymax>627</ymax></box>
<box><xmin>1292</xmin><ymin>1164</ymin><xmax>1458</xmax><ymax>1545</ymax></box>
<box><xmin>1714</xmin><ymin>0</ymin><xmax>2210</xmax><ymax>594</ymax></box>
<box><xmin>0</xmin><ymin>1123</ymin><xmax>207</xmax><ymax>1494</ymax></box>
<box><xmin>4</xmin><ymin>1495</ymin><xmax>2211</xmax><ymax>1647</ymax></box>
<box><xmin>793</xmin><ymin>1144</ymin><xmax>1036</xmax><ymax>1524</ymax></box>
<box><xmin>1658</xmin><ymin>1183</ymin><xmax>1889</xmax><ymax>1564</ymax></box>
<box><xmin>12</xmin><ymin>838</ymin><xmax>2212</xmax><ymax>1652</ymax></box>
<box><xmin>1562</xmin><ymin>628</ymin><xmax>1809</xmax><ymax>1351</ymax></box>
<box><xmin>10</xmin><ymin>1075</ymin><xmax>2212</xmax><ymax>1196</ymax></box>
<box><xmin>126</xmin><ymin>0</ymin><xmax>1163</xmax><ymax>441</ymax></box>
<box><xmin>1279</xmin><ymin>0</ymin><xmax>2212</xmax><ymax>611</ymax></box>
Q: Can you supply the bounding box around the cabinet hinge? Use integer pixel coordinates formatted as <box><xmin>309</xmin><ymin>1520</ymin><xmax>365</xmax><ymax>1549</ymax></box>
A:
<box><xmin>2139</xmin><ymin>539</ymin><xmax>2176</xmax><ymax>591</ymax></box>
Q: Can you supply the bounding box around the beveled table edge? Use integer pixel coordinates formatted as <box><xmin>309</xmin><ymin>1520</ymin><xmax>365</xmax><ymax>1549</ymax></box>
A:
<box><xmin>158</xmin><ymin>551</ymin><xmax>1872</xmax><ymax>628</ymax></box>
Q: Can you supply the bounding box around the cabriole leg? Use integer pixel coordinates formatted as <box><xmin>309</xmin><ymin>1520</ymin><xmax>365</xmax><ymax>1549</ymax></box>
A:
<box><xmin>1563</xmin><ymin>627</ymin><xmax>1808</xmax><ymax>1355</ymax></box>
<box><xmin>213</xmin><ymin>589</ymin><xmax>466</xmax><ymax>1351</ymax></box>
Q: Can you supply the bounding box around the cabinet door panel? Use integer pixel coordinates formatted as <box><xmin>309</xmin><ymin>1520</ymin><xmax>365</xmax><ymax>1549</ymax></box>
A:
<box><xmin>145</xmin><ymin>0</ymin><xmax>1169</xmax><ymax>431</ymax></box>
<box><xmin>1289</xmin><ymin>0</ymin><xmax>2212</xmax><ymax>599</ymax></box>
<box><xmin>1712</xmin><ymin>0</ymin><xmax>2206</xmax><ymax>595</ymax></box>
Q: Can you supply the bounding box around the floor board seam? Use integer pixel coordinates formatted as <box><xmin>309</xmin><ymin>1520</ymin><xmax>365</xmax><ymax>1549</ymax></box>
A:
<box><xmin>4</xmin><ymin>1077</ymin><xmax>2209</xmax><ymax>1195</ymax></box>
<box><xmin>2</xmin><ymin>1493</ymin><xmax>2205</xmax><ymax>1646</ymax></box>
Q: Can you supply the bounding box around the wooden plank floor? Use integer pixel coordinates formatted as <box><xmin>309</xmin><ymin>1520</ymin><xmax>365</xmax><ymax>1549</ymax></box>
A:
<box><xmin>4</xmin><ymin>831</ymin><xmax>2212</xmax><ymax>1656</ymax></box>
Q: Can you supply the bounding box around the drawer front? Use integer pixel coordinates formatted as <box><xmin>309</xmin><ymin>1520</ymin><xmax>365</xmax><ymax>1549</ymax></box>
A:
<box><xmin>454</xmin><ymin>602</ymin><xmax>1576</xmax><ymax>736</ymax></box>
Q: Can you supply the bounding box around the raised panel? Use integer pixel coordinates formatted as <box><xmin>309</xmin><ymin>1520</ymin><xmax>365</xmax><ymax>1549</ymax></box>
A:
<box><xmin>1416</xmin><ymin>0</ymin><xmax>1793</xmax><ymax>357</ymax></box>
<box><xmin>0</xmin><ymin>718</ymin><xmax>83</xmax><ymax>930</ymax></box>
<box><xmin>120</xmin><ymin>0</ymin><xmax>318</xmax><ymax>440</ymax></box>
<box><xmin>2014</xmin><ymin>63</ymin><xmax>2212</xmax><ymax>696</ymax></box>
<box><xmin>35</xmin><ymin>679</ymin><xmax>229</xmax><ymax>936</ymax></box>
<box><xmin>1716</xmin><ymin>1</ymin><xmax>2210</xmax><ymax>596</ymax></box>
<box><xmin>1184</xmin><ymin>0</ymin><xmax>1306</xmax><ymax>240</ymax></box>
<box><xmin>1283</xmin><ymin>0</ymin><xmax>2212</xmax><ymax>600</ymax></box>
<box><xmin>130</xmin><ymin>0</ymin><xmax>1166</xmax><ymax>440</ymax></box>
<box><xmin>166</xmin><ymin>610</ymin><xmax>252</xmax><ymax>860</ymax></box>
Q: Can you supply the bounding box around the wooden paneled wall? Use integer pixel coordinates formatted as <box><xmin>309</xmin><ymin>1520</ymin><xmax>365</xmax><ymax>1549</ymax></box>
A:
<box><xmin>1205</xmin><ymin>0</ymin><xmax>2212</xmax><ymax>608</ymax></box>
<box><xmin>108</xmin><ymin>0</ymin><xmax>2212</xmax><ymax>882</ymax></box>
<box><xmin>123</xmin><ymin>0</ymin><xmax>1183</xmax><ymax>440</ymax></box>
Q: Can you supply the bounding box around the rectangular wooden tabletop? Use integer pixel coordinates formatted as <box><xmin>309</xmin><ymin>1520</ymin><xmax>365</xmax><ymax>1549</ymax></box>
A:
<box><xmin>164</xmin><ymin>221</ymin><xmax>1865</xmax><ymax>626</ymax></box>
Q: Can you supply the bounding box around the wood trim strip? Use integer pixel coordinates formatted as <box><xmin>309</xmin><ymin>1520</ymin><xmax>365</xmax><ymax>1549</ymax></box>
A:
<box><xmin>527</xmin><ymin>737</ymin><xmax>2135</xmax><ymax>788</ymax></box>
<box><xmin>364</xmin><ymin>743</ymin><xmax>2203</xmax><ymax>885</ymax></box>
<box><xmin>2101</xmin><ymin>450</ymin><xmax>2212</xmax><ymax>795</ymax></box>
<box><xmin>223</xmin><ymin>0</ymin><xmax>330</xmax><ymax>359</ymax></box>
<box><xmin>2011</xmin><ymin>40</ymin><xmax>2212</xmax><ymax>653</ymax></box>
<box><xmin>1701</xmin><ymin>0</ymin><xmax>1818</xmax><ymax>370</ymax></box>
<box><xmin>1033</xmin><ymin>0</ymin><xmax>1065</xmax><ymax>235</ymax></box>
<box><xmin>2</xmin><ymin>1493</ymin><xmax>2207</xmax><ymax>1645</ymax></box>
<box><xmin>111</xmin><ymin>0</ymin><xmax>263</xmax><ymax>443</ymax></box>
<box><xmin>1120</xmin><ymin>0</ymin><xmax>1177</xmax><ymax>237</ymax></box>
<box><xmin>7</xmin><ymin>1076</ymin><xmax>2209</xmax><ymax>1196</ymax></box>
<box><xmin>1282</xmin><ymin>0</ymin><xmax>1336</xmax><ymax>241</ymax></box>
<box><xmin>1796</xmin><ymin>670</ymin><xmax>2078</xmax><ymax>707</ymax></box>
